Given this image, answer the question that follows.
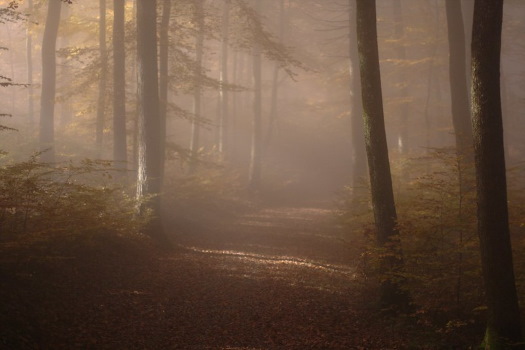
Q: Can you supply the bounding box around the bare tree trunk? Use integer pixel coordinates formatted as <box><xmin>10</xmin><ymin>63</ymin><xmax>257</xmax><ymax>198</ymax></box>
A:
<box><xmin>113</xmin><ymin>0</ymin><xmax>127</xmax><ymax>170</ymax></box>
<box><xmin>393</xmin><ymin>0</ymin><xmax>409</xmax><ymax>155</ymax></box>
<box><xmin>26</xmin><ymin>0</ymin><xmax>34</xmax><ymax>127</ymax></box>
<box><xmin>248</xmin><ymin>0</ymin><xmax>263</xmax><ymax>190</ymax></box>
<box><xmin>136</xmin><ymin>0</ymin><xmax>164</xmax><ymax>241</ymax></box>
<box><xmin>348</xmin><ymin>0</ymin><xmax>366</xmax><ymax>199</ymax></box>
<box><xmin>189</xmin><ymin>0</ymin><xmax>205</xmax><ymax>173</ymax></box>
<box><xmin>39</xmin><ymin>0</ymin><xmax>62</xmax><ymax>163</ymax></box>
<box><xmin>445</xmin><ymin>0</ymin><xmax>474</xmax><ymax>195</ymax></box>
<box><xmin>159</xmin><ymin>0</ymin><xmax>171</xmax><ymax>180</ymax></box>
<box><xmin>59</xmin><ymin>4</ymin><xmax>72</xmax><ymax>128</ymax></box>
<box><xmin>356</xmin><ymin>0</ymin><xmax>408</xmax><ymax>310</ymax></box>
<box><xmin>471</xmin><ymin>0</ymin><xmax>522</xmax><ymax>347</ymax></box>
<box><xmin>218</xmin><ymin>0</ymin><xmax>230</xmax><ymax>157</ymax></box>
<box><xmin>264</xmin><ymin>0</ymin><xmax>285</xmax><ymax>152</ymax></box>
<box><xmin>96</xmin><ymin>0</ymin><xmax>108</xmax><ymax>152</ymax></box>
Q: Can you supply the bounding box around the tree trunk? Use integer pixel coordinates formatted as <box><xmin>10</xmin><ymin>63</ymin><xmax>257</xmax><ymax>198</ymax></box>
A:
<box><xmin>159</xmin><ymin>0</ymin><xmax>171</xmax><ymax>180</ymax></box>
<box><xmin>356</xmin><ymin>0</ymin><xmax>408</xmax><ymax>310</ymax></box>
<box><xmin>113</xmin><ymin>0</ymin><xmax>127</xmax><ymax>170</ymax></box>
<box><xmin>96</xmin><ymin>0</ymin><xmax>108</xmax><ymax>151</ymax></box>
<box><xmin>471</xmin><ymin>0</ymin><xmax>523</xmax><ymax>347</ymax></box>
<box><xmin>249</xmin><ymin>0</ymin><xmax>262</xmax><ymax>190</ymax></box>
<box><xmin>264</xmin><ymin>0</ymin><xmax>285</xmax><ymax>152</ymax></box>
<box><xmin>393</xmin><ymin>0</ymin><xmax>409</xmax><ymax>155</ymax></box>
<box><xmin>461</xmin><ymin>0</ymin><xmax>474</xmax><ymax>91</ymax></box>
<box><xmin>26</xmin><ymin>0</ymin><xmax>34</xmax><ymax>127</ymax></box>
<box><xmin>136</xmin><ymin>0</ymin><xmax>164</xmax><ymax>241</ymax></box>
<box><xmin>219</xmin><ymin>0</ymin><xmax>230</xmax><ymax>156</ymax></box>
<box><xmin>39</xmin><ymin>0</ymin><xmax>62</xmax><ymax>163</ymax></box>
<box><xmin>445</xmin><ymin>0</ymin><xmax>474</xmax><ymax>194</ymax></box>
<box><xmin>189</xmin><ymin>0</ymin><xmax>205</xmax><ymax>173</ymax></box>
<box><xmin>348</xmin><ymin>0</ymin><xmax>366</xmax><ymax>199</ymax></box>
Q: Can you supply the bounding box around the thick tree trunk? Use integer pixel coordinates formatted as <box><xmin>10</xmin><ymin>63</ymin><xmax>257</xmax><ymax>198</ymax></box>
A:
<box><xmin>218</xmin><ymin>0</ymin><xmax>230</xmax><ymax>156</ymax></box>
<box><xmin>96</xmin><ymin>0</ymin><xmax>108</xmax><ymax>151</ymax></box>
<box><xmin>189</xmin><ymin>0</ymin><xmax>205</xmax><ymax>173</ymax></box>
<box><xmin>136</xmin><ymin>0</ymin><xmax>164</xmax><ymax>241</ymax></box>
<box><xmin>159</xmin><ymin>0</ymin><xmax>171</xmax><ymax>179</ymax></box>
<box><xmin>445</xmin><ymin>0</ymin><xmax>474</xmax><ymax>195</ymax></box>
<box><xmin>471</xmin><ymin>0</ymin><xmax>523</xmax><ymax>347</ymax></box>
<box><xmin>249</xmin><ymin>0</ymin><xmax>262</xmax><ymax>190</ymax></box>
<box><xmin>348</xmin><ymin>0</ymin><xmax>366</xmax><ymax>198</ymax></box>
<box><xmin>356</xmin><ymin>0</ymin><xmax>408</xmax><ymax>309</ymax></box>
<box><xmin>39</xmin><ymin>0</ymin><xmax>62</xmax><ymax>163</ymax></box>
<box><xmin>113</xmin><ymin>0</ymin><xmax>127</xmax><ymax>170</ymax></box>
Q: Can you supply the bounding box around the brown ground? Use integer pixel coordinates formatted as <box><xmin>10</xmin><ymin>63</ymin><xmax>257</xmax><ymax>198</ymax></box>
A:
<box><xmin>0</xmin><ymin>202</ymin><xmax>467</xmax><ymax>349</ymax></box>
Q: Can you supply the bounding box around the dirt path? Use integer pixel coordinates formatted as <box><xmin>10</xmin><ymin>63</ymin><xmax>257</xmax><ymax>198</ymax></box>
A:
<box><xmin>1</xmin><ymin>203</ymin><xmax>418</xmax><ymax>349</ymax></box>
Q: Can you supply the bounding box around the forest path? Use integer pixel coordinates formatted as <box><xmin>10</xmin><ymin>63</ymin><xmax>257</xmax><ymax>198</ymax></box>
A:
<box><xmin>1</xmin><ymin>202</ymin><xmax>415</xmax><ymax>349</ymax></box>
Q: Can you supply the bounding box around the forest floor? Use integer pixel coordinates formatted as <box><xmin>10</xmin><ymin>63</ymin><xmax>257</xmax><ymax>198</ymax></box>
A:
<box><xmin>0</xmin><ymin>199</ymin><xmax>477</xmax><ymax>349</ymax></box>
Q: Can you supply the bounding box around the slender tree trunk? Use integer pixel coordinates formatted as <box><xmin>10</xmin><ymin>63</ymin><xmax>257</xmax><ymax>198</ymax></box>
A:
<box><xmin>249</xmin><ymin>0</ymin><xmax>262</xmax><ymax>190</ymax></box>
<box><xmin>393</xmin><ymin>0</ymin><xmax>409</xmax><ymax>155</ymax></box>
<box><xmin>462</xmin><ymin>0</ymin><xmax>474</xmax><ymax>91</ymax></box>
<box><xmin>159</xmin><ymin>0</ymin><xmax>171</xmax><ymax>180</ymax></box>
<box><xmin>113</xmin><ymin>0</ymin><xmax>127</xmax><ymax>170</ymax></box>
<box><xmin>219</xmin><ymin>0</ymin><xmax>230</xmax><ymax>156</ymax></box>
<box><xmin>471</xmin><ymin>0</ymin><xmax>522</xmax><ymax>347</ymax></box>
<box><xmin>26</xmin><ymin>0</ymin><xmax>34</xmax><ymax>127</ymax></box>
<box><xmin>96</xmin><ymin>0</ymin><xmax>108</xmax><ymax>151</ymax></box>
<box><xmin>231</xmin><ymin>48</ymin><xmax>239</xmax><ymax>162</ymax></box>
<box><xmin>189</xmin><ymin>0</ymin><xmax>205</xmax><ymax>173</ymax></box>
<box><xmin>39</xmin><ymin>0</ymin><xmax>62</xmax><ymax>163</ymax></box>
<box><xmin>356</xmin><ymin>0</ymin><xmax>408</xmax><ymax>309</ymax></box>
<box><xmin>264</xmin><ymin>0</ymin><xmax>285</xmax><ymax>152</ymax></box>
<box><xmin>348</xmin><ymin>0</ymin><xmax>366</xmax><ymax>198</ymax></box>
<box><xmin>59</xmin><ymin>4</ymin><xmax>72</xmax><ymax>127</ymax></box>
<box><xmin>445</xmin><ymin>0</ymin><xmax>474</xmax><ymax>194</ymax></box>
<box><xmin>136</xmin><ymin>0</ymin><xmax>164</xmax><ymax>241</ymax></box>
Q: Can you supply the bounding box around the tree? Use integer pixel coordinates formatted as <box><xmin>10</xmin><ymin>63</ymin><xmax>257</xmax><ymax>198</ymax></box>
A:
<box><xmin>158</xmin><ymin>0</ymin><xmax>171</xmax><ymax>180</ymax></box>
<box><xmin>96</xmin><ymin>0</ymin><xmax>108</xmax><ymax>151</ymax></box>
<box><xmin>113</xmin><ymin>0</ymin><xmax>127</xmax><ymax>170</ymax></box>
<box><xmin>26</xmin><ymin>0</ymin><xmax>34</xmax><ymax>127</ymax></box>
<box><xmin>356</xmin><ymin>0</ymin><xmax>408</xmax><ymax>309</ymax></box>
<box><xmin>392</xmin><ymin>0</ymin><xmax>409</xmax><ymax>155</ymax></box>
<box><xmin>471</xmin><ymin>0</ymin><xmax>522</xmax><ymax>347</ymax></box>
<box><xmin>218</xmin><ymin>0</ymin><xmax>230</xmax><ymax>157</ymax></box>
<box><xmin>248</xmin><ymin>0</ymin><xmax>262</xmax><ymax>190</ymax></box>
<box><xmin>189</xmin><ymin>0</ymin><xmax>205</xmax><ymax>173</ymax></box>
<box><xmin>39</xmin><ymin>0</ymin><xmax>62</xmax><ymax>163</ymax></box>
<box><xmin>136</xmin><ymin>0</ymin><xmax>164</xmax><ymax>242</ymax></box>
<box><xmin>348</xmin><ymin>0</ymin><xmax>366</xmax><ymax>199</ymax></box>
<box><xmin>445</xmin><ymin>0</ymin><xmax>474</xmax><ymax>195</ymax></box>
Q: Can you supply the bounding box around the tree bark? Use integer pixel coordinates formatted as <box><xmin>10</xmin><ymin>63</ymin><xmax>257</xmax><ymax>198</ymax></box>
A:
<box><xmin>113</xmin><ymin>0</ymin><xmax>127</xmax><ymax>170</ymax></box>
<box><xmin>39</xmin><ymin>0</ymin><xmax>62</xmax><ymax>163</ymax></box>
<box><xmin>189</xmin><ymin>0</ymin><xmax>205</xmax><ymax>173</ymax></box>
<box><xmin>159</xmin><ymin>0</ymin><xmax>171</xmax><ymax>179</ymax></box>
<box><xmin>249</xmin><ymin>0</ymin><xmax>262</xmax><ymax>190</ymax></box>
<box><xmin>26</xmin><ymin>0</ymin><xmax>34</xmax><ymax>127</ymax></box>
<box><xmin>356</xmin><ymin>0</ymin><xmax>408</xmax><ymax>309</ymax></box>
<box><xmin>471</xmin><ymin>0</ymin><xmax>523</xmax><ymax>347</ymax></box>
<box><xmin>393</xmin><ymin>0</ymin><xmax>409</xmax><ymax>155</ymax></box>
<box><xmin>96</xmin><ymin>0</ymin><xmax>108</xmax><ymax>151</ymax></box>
<box><xmin>136</xmin><ymin>0</ymin><xmax>164</xmax><ymax>241</ymax></box>
<box><xmin>348</xmin><ymin>0</ymin><xmax>366</xmax><ymax>199</ymax></box>
<box><xmin>445</xmin><ymin>0</ymin><xmax>474</xmax><ymax>194</ymax></box>
<box><xmin>219</xmin><ymin>0</ymin><xmax>230</xmax><ymax>156</ymax></box>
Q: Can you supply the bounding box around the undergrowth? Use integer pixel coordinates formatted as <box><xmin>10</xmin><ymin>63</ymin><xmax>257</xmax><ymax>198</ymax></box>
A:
<box><xmin>337</xmin><ymin>148</ymin><xmax>525</xmax><ymax>345</ymax></box>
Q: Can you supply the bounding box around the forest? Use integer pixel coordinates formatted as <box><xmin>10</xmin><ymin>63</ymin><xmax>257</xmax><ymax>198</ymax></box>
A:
<box><xmin>0</xmin><ymin>0</ymin><xmax>524</xmax><ymax>348</ymax></box>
